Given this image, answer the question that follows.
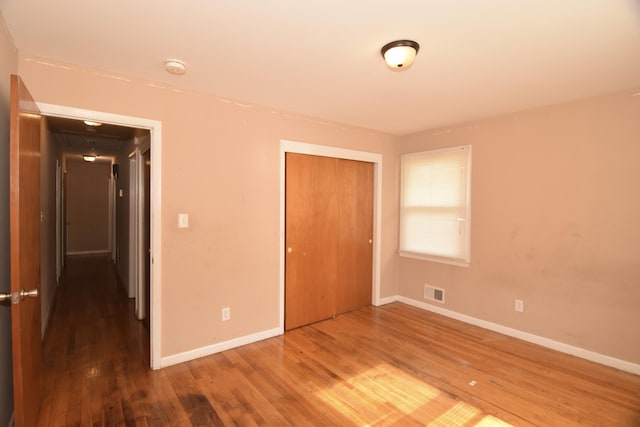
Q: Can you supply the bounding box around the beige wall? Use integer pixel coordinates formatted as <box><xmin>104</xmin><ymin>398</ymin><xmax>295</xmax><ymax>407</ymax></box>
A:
<box><xmin>399</xmin><ymin>89</ymin><xmax>640</xmax><ymax>364</ymax></box>
<box><xmin>65</xmin><ymin>157</ymin><xmax>111</xmax><ymax>254</ymax></box>
<box><xmin>18</xmin><ymin>55</ymin><xmax>400</xmax><ymax>357</ymax></box>
<box><xmin>0</xmin><ymin>13</ymin><xmax>17</xmax><ymax>427</ymax></box>
<box><xmin>40</xmin><ymin>118</ymin><xmax>61</xmax><ymax>332</ymax></box>
<box><xmin>14</xmin><ymin>51</ymin><xmax>637</xmax><ymax>368</ymax></box>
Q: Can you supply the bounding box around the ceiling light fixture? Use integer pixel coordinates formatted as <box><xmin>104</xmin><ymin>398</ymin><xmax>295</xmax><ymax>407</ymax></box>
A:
<box><xmin>165</xmin><ymin>59</ymin><xmax>186</xmax><ymax>75</ymax></box>
<box><xmin>83</xmin><ymin>154</ymin><xmax>97</xmax><ymax>162</ymax></box>
<box><xmin>381</xmin><ymin>40</ymin><xmax>420</xmax><ymax>70</ymax></box>
<box><xmin>84</xmin><ymin>120</ymin><xmax>102</xmax><ymax>127</ymax></box>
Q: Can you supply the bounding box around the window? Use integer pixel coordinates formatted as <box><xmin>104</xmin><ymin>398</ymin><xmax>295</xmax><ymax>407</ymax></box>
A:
<box><xmin>399</xmin><ymin>145</ymin><xmax>471</xmax><ymax>266</ymax></box>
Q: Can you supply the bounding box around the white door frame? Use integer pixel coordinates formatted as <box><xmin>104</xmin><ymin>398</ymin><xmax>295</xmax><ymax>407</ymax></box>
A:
<box><xmin>279</xmin><ymin>140</ymin><xmax>383</xmax><ymax>334</ymax></box>
<box><xmin>37</xmin><ymin>102</ymin><xmax>163</xmax><ymax>370</ymax></box>
<box><xmin>109</xmin><ymin>172</ymin><xmax>117</xmax><ymax>263</ymax></box>
<box><xmin>132</xmin><ymin>142</ymin><xmax>151</xmax><ymax>321</ymax></box>
<box><xmin>55</xmin><ymin>160</ymin><xmax>63</xmax><ymax>280</ymax></box>
<box><xmin>128</xmin><ymin>154</ymin><xmax>138</xmax><ymax>300</ymax></box>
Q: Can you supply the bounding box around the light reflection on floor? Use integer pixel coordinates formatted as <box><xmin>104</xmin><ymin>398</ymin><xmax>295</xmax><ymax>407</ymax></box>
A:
<box><xmin>316</xmin><ymin>363</ymin><xmax>512</xmax><ymax>426</ymax></box>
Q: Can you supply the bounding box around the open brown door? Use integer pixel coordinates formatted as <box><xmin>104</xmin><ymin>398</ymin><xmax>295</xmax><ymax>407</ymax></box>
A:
<box><xmin>9</xmin><ymin>75</ymin><xmax>43</xmax><ymax>427</ymax></box>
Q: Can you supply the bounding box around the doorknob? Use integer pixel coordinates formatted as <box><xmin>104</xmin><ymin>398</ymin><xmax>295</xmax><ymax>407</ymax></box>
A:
<box><xmin>0</xmin><ymin>289</ymin><xmax>38</xmax><ymax>304</ymax></box>
<box><xmin>20</xmin><ymin>288</ymin><xmax>38</xmax><ymax>299</ymax></box>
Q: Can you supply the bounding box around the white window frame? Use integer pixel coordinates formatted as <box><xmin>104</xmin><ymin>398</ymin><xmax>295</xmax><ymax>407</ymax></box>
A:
<box><xmin>399</xmin><ymin>145</ymin><xmax>472</xmax><ymax>267</ymax></box>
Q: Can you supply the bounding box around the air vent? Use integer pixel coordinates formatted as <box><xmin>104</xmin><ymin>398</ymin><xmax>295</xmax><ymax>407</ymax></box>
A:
<box><xmin>424</xmin><ymin>285</ymin><xmax>445</xmax><ymax>303</ymax></box>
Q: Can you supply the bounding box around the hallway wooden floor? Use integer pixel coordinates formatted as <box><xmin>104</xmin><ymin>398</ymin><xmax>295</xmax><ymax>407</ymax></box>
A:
<box><xmin>37</xmin><ymin>255</ymin><xmax>640</xmax><ymax>426</ymax></box>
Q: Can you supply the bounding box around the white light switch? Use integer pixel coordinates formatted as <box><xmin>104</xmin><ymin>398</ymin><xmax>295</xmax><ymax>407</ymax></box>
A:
<box><xmin>119</xmin><ymin>189</ymin><xmax>124</xmax><ymax>197</ymax></box>
<box><xmin>178</xmin><ymin>213</ymin><xmax>189</xmax><ymax>228</ymax></box>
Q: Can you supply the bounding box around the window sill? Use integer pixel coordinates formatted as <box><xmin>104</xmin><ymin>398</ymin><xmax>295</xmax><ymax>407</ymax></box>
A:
<box><xmin>398</xmin><ymin>251</ymin><xmax>470</xmax><ymax>268</ymax></box>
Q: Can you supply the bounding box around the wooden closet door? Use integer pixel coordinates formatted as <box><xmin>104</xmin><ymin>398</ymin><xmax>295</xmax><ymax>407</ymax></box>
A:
<box><xmin>285</xmin><ymin>153</ymin><xmax>373</xmax><ymax>330</ymax></box>
<box><xmin>285</xmin><ymin>153</ymin><xmax>339</xmax><ymax>330</ymax></box>
<box><xmin>337</xmin><ymin>158</ymin><xmax>373</xmax><ymax>314</ymax></box>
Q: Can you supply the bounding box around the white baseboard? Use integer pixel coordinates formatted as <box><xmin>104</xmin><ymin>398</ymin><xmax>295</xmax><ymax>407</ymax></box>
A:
<box><xmin>159</xmin><ymin>297</ymin><xmax>639</xmax><ymax>375</ymax></box>
<box><xmin>375</xmin><ymin>295</ymin><xmax>399</xmax><ymax>306</ymax></box>
<box><xmin>160</xmin><ymin>327</ymin><xmax>281</xmax><ymax>368</ymax></box>
<box><xmin>390</xmin><ymin>296</ymin><xmax>640</xmax><ymax>376</ymax></box>
<box><xmin>66</xmin><ymin>250</ymin><xmax>110</xmax><ymax>256</ymax></box>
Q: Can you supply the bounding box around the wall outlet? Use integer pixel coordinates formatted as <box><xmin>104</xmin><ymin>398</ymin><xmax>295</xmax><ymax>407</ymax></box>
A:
<box><xmin>221</xmin><ymin>307</ymin><xmax>230</xmax><ymax>321</ymax></box>
<box><xmin>515</xmin><ymin>299</ymin><xmax>524</xmax><ymax>312</ymax></box>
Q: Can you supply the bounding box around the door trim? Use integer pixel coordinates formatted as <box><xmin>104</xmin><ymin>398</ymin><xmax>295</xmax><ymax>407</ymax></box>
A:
<box><xmin>279</xmin><ymin>140</ymin><xmax>383</xmax><ymax>333</ymax></box>
<box><xmin>55</xmin><ymin>160</ymin><xmax>63</xmax><ymax>280</ymax></box>
<box><xmin>128</xmin><ymin>154</ymin><xmax>138</xmax><ymax>300</ymax></box>
<box><xmin>36</xmin><ymin>102</ymin><xmax>163</xmax><ymax>370</ymax></box>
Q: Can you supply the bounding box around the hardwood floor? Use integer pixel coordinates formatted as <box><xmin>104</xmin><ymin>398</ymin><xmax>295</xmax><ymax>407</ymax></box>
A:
<box><xmin>37</xmin><ymin>255</ymin><xmax>640</xmax><ymax>426</ymax></box>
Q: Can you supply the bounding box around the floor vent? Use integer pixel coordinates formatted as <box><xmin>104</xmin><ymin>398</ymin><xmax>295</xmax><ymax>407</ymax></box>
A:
<box><xmin>424</xmin><ymin>285</ymin><xmax>445</xmax><ymax>303</ymax></box>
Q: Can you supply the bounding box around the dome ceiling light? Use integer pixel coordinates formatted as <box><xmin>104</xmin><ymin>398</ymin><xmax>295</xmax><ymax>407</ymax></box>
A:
<box><xmin>381</xmin><ymin>40</ymin><xmax>420</xmax><ymax>70</ymax></box>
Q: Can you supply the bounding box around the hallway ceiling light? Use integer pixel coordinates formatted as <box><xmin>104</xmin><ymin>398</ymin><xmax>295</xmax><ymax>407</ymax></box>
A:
<box><xmin>83</xmin><ymin>154</ymin><xmax>97</xmax><ymax>162</ymax></box>
<box><xmin>84</xmin><ymin>120</ymin><xmax>102</xmax><ymax>127</ymax></box>
<box><xmin>381</xmin><ymin>40</ymin><xmax>420</xmax><ymax>70</ymax></box>
<box><xmin>165</xmin><ymin>59</ymin><xmax>186</xmax><ymax>75</ymax></box>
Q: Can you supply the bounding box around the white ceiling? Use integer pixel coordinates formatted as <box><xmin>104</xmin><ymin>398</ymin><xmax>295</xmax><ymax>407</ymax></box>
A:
<box><xmin>2</xmin><ymin>0</ymin><xmax>639</xmax><ymax>135</ymax></box>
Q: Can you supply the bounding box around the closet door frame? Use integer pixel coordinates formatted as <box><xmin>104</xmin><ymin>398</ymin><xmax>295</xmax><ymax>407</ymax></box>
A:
<box><xmin>279</xmin><ymin>140</ymin><xmax>383</xmax><ymax>333</ymax></box>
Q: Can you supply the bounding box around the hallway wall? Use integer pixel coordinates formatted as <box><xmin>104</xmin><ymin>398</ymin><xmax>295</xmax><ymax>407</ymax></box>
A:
<box><xmin>114</xmin><ymin>133</ymin><xmax>149</xmax><ymax>298</ymax></box>
<box><xmin>40</xmin><ymin>118</ymin><xmax>61</xmax><ymax>335</ymax></box>
<box><xmin>65</xmin><ymin>158</ymin><xmax>111</xmax><ymax>254</ymax></box>
<box><xmin>0</xmin><ymin>14</ymin><xmax>17</xmax><ymax>427</ymax></box>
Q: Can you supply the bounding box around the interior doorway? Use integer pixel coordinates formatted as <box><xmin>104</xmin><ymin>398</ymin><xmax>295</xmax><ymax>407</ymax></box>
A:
<box><xmin>38</xmin><ymin>102</ymin><xmax>163</xmax><ymax>369</ymax></box>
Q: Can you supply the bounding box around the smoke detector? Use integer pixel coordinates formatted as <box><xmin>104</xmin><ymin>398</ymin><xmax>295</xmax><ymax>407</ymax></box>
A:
<box><xmin>165</xmin><ymin>59</ymin><xmax>186</xmax><ymax>75</ymax></box>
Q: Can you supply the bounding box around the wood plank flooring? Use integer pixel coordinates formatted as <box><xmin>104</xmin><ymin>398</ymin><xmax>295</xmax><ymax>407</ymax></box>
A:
<box><xmin>37</xmin><ymin>255</ymin><xmax>640</xmax><ymax>426</ymax></box>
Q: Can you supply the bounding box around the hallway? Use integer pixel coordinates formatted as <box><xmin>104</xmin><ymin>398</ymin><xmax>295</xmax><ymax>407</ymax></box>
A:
<box><xmin>37</xmin><ymin>255</ymin><xmax>152</xmax><ymax>425</ymax></box>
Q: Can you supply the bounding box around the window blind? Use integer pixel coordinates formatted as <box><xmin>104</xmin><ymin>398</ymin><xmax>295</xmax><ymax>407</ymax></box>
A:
<box><xmin>399</xmin><ymin>145</ymin><xmax>471</xmax><ymax>265</ymax></box>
